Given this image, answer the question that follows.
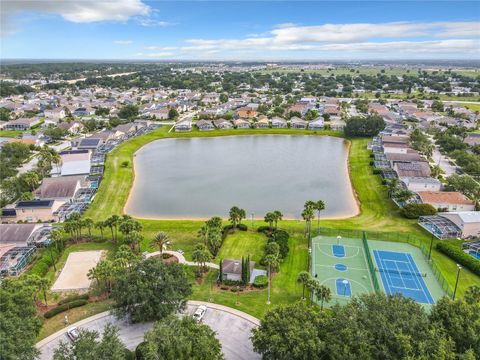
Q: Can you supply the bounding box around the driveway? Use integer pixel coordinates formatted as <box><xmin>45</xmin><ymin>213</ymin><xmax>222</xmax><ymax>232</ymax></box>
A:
<box><xmin>36</xmin><ymin>301</ymin><xmax>260</xmax><ymax>360</ymax></box>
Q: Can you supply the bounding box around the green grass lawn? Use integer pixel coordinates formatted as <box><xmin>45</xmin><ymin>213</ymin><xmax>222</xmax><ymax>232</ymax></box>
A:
<box><xmin>463</xmin><ymin>103</ymin><xmax>480</xmax><ymax>112</ymax></box>
<box><xmin>41</xmin><ymin>128</ymin><xmax>480</xmax><ymax>324</ymax></box>
<box><xmin>216</xmin><ymin>231</ymin><xmax>268</xmax><ymax>265</ymax></box>
<box><xmin>0</xmin><ymin>130</ymin><xmax>22</xmax><ymax>138</ymax></box>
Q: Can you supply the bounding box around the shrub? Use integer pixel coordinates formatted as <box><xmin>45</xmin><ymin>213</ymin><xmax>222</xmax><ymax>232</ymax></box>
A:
<box><xmin>222</xmin><ymin>279</ymin><xmax>243</xmax><ymax>286</ymax></box>
<box><xmin>372</xmin><ymin>169</ymin><xmax>382</xmax><ymax>175</ymax></box>
<box><xmin>121</xmin><ymin>161</ymin><xmax>130</xmax><ymax>168</ymax></box>
<box><xmin>436</xmin><ymin>242</ymin><xmax>480</xmax><ymax>276</ymax></box>
<box><xmin>135</xmin><ymin>342</ymin><xmax>148</xmax><ymax>360</ymax></box>
<box><xmin>253</xmin><ymin>275</ymin><xmax>268</xmax><ymax>288</ymax></box>
<box><xmin>271</xmin><ymin>230</ymin><xmax>290</xmax><ymax>259</ymax></box>
<box><xmin>402</xmin><ymin>203</ymin><xmax>437</xmax><ymax>219</ymax></box>
<box><xmin>44</xmin><ymin>299</ymin><xmax>88</xmax><ymax>319</ymax></box>
<box><xmin>28</xmin><ymin>248</ymin><xmax>61</xmax><ymax>277</ymax></box>
<box><xmin>58</xmin><ymin>293</ymin><xmax>89</xmax><ymax>306</ymax></box>
<box><xmin>257</xmin><ymin>226</ymin><xmax>271</xmax><ymax>234</ymax></box>
<box><xmin>237</xmin><ymin>223</ymin><xmax>248</xmax><ymax>231</ymax></box>
<box><xmin>369</xmin><ymin>160</ymin><xmax>374</xmax><ymax>166</ymax></box>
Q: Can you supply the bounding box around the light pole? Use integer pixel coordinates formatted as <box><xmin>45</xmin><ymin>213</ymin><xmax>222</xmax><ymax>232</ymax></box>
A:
<box><xmin>453</xmin><ymin>264</ymin><xmax>462</xmax><ymax>300</ymax></box>
<box><xmin>337</xmin><ymin>236</ymin><xmax>342</xmax><ymax>245</ymax></box>
<box><xmin>236</xmin><ymin>285</ymin><xmax>240</xmax><ymax>305</ymax></box>
<box><xmin>251</xmin><ymin>213</ymin><xmax>254</xmax><ymax>229</ymax></box>
<box><xmin>428</xmin><ymin>234</ymin><xmax>434</xmax><ymax>260</ymax></box>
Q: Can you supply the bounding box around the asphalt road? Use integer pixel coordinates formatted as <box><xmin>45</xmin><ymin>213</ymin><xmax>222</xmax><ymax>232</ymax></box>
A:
<box><xmin>37</xmin><ymin>302</ymin><xmax>260</xmax><ymax>360</ymax></box>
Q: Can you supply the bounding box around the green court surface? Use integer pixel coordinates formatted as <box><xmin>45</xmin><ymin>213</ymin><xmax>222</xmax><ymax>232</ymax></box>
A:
<box><xmin>312</xmin><ymin>235</ymin><xmax>447</xmax><ymax>307</ymax></box>
<box><xmin>312</xmin><ymin>236</ymin><xmax>374</xmax><ymax>306</ymax></box>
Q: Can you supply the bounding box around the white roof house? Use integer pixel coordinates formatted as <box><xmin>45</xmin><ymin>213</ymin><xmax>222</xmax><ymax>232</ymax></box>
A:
<box><xmin>439</xmin><ymin>211</ymin><xmax>480</xmax><ymax>238</ymax></box>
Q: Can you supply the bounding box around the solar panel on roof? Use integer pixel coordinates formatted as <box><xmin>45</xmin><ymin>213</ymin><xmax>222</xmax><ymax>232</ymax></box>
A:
<box><xmin>16</xmin><ymin>200</ymin><xmax>53</xmax><ymax>208</ymax></box>
<box><xmin>80</xmin><ymin>138</ymin><xmax>101</xmax><ymax>146</ymax></box>
<box><xmin>1</xmin><ymin>209</ymin><xmax>16</xmax><ymax>216</ymax></box>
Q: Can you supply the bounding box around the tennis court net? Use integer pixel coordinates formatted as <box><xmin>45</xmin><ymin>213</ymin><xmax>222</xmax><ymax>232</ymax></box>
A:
<box><xmin>376</xmin><ymin>268</ymin><xmax>427</xmax><ymax>278</ymax></box>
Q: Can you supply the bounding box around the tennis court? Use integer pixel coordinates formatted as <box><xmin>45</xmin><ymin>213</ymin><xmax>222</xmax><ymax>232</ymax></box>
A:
<box><xmin>373</xmin><ymin>250</ymin><xmax>434</xmax><ymax>304</ymax></box>
<box><xmin>312</xmin><ymin>236</ymin><xmax>374</xmax><ymax>306</ymax></box>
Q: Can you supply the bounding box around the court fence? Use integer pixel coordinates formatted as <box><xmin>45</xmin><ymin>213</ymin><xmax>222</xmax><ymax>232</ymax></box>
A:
<box><xmin>316</xmin><ymin>227</ymin><xmax>454</xmax><ymax>298</ymax></box>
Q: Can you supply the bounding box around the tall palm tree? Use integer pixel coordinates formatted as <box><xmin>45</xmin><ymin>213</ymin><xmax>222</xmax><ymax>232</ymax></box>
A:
<box><xmin>386</xmin><ymin>178</ymin><xmax>399</xmax><ymax>198</ymax></box>
<box><xmin>296</xmin><ymin>271</ymin><xmax>311</xmax><ymax>300</ymax></box>
<box><xmin>264</xmin><ymin>254</ymin><xmax>279</xmax><ymax>305</ymax></box>
<box><xmin>197</xmin><ymin>225</ymin><xmax>209</xmax><ymax>245</ymax></box>
<box><xmin>306</xmin><ymin>278</ymin><xmax>321</xmax><ymax>304</ymax></box>
<box><xmin>301</xmin><ymin>206</ymin><xmax>314</xmax><ymax>242</ymax></box>
<box><xmin>124</xmin><ymin>230</ymin><xmax>143</xmax><ymax>252</ymax></box>
<box><xmin>313</xmin><ymin>200</ymin><xmax>325</xmax><ymax>235</ymax></box>
<box><xmin>154</xmin><ymin>231</ymin><xmax>169</xmax><ymax>255</ymax></box>
<box><xmin>315</xmin><ymin>285</ymin><xmax>332</xmax><ymax>311</ymax></box>
<box><xmin>192</xmin><ymin>243</ymin><xmax>211</xmax><ymax>274</ymax></box>
<box><xmin>273</xmin><ymin>210</ymin><xmax>283</xmax><ymax>230</ymax></box>
<box><xmin>229</xmin><ymin>206</ymin><xmax>241</xmax><ymax>228</ymax></box>
<box><xmin>264</xmin><ymin>212</ymin><xmax>276</xmax><ymax>231</ymax></box>
<box><xmin>83</xmin><ymin>218</ymin><xmax>94</xmax><ymax>240</ymax></box>
<box><xmin>95</xmin><ymin>221</ymin><xmax>106</xmax><ymax>241</ymax></box>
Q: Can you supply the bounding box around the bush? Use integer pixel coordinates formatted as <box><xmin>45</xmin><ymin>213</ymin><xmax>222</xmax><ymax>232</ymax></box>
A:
<box><xmin>372</xmin><ymin>169</ymin><xmax>382</xmax><ymax>175</ymax></box>
<box><xmin>135</xmin><ymin>342</ymin><xmax>148</xmax><ymax>360</ymax></box>
<box><xmin>253</xmin><ymin>275</ymin><xmax>268</xmax><ymax>288</ymax></box>
<box><xmin>44</xmin><ymin>299</ymin><xmax>88</xmax><ymax>319</ymax></box>
<box><xmin>402</xmin><ymin>203</ymin><xmax>437</xmax><ymax>219</ymax></box>
<box><xmin>436</xmin><ymin>242</ymin><xmax>480</xmax><ymax>276</ymax></box>
<box><xmin>271</xmin><ymin>230</ymin><xmax>290</xmax><ymax>259</ymax></box>
<box><xmin>58</xmin><ymin>293</ymin><xmax>89</xmax><ymax>306</ymax></box>
<box><xmin>257</xmin><ymin>226</ymin><xmax>271</xmax><ymax>234</ymax></box>
<box><xmin>124</xmin><ymin>349</ymin><xmax>136</xmax><ymax>360</ymax></box>
<box><xmin>222</xmin><ymin>279</ymin><xmax>243</xmax><ymax>286</ymax></box>
<box><xmin>237</xmin><ymin>223</ymin><xmax>248</xmax><ymax>231</ymax></box>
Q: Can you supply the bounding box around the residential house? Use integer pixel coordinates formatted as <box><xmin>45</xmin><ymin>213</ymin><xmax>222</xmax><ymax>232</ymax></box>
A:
<box><xmin>237</xmin><ymin>107</ymin><xmax>258</xmax><ymax>119</ymax></box>
<box><xmin>417</xmin><ymin>191</ymin><xmax>475</xmax><ymax>212</ymax></box>
<box><xmin>196</xmin><ymin>120</ymin><xmax>215</xmax><ymax>131</ymax></box>
<box><xmin>34</xmin><ymin>175</ymin><xmax>88</xmax><ymax>203</ymax></box>
<box><xmin>255</xmin><ymin>117</ymin><xmax>270</xmax><ymax>128</ymax></box>
<box><xmin>221</xmin><ymin>258</ymin><xmax>255</xmax><ymax>283</ymax></box>
<box><xmin>76</xmin><ymin>138</ymin><xmax>103</xmax><ymax>151</ymax></box>
<box><xmin>58</xmin><ymin>121</ymin><xmax>85</xmax><ymax>134</ymax></box>
<box><xmin>290</xmin><ymin>117</ymin><xmax>307</xmax><ymax>129</ymax></box>
<box><xmin>437</xmin><ymin>211</ymin><xmax>480</xmax><ymax>238</ymax></box>
<box><xmin>4</xmin><ymin>117</ymin><xmax>41</xmax><ymax>130</ymax></box>
<box><xmin>464</xmin><ymin>133</ymin><xmax>480</xmax><ymax>147</ymax></box>
<box><xmin>174</xmin><ymin>118</ymin><xmax>192</xmax><ymax>132</ymax></box>
<box><xmin>44</xmin><ymin>108</ymin><xmax>66</xmax><ymax>120</ymax></box>
<box><xmin>3</xmin><ymin>200</ymin><xmax>63</xmax><ymax>223</ymax></box>
<box><xmin>233</xmin><ymin>119</ymin><xmax>250</xmax><ymax>129</ymax></box>
<box><xmin>383</xmin><ymin>142</ymin><xmax>411</xmax><ymax>154</ymax></box>
<box><xmin>149</xmin><ymin>107</ymin><xmax>170</xmax><ymax>120</ymax></box>
<box><xmin>401</xmin><ymin>177</ymin><xmax>442</xmax><ymax>192</ymax></box>
<box><xmin>213</xmin><ymin>119</ymin><xmax>233</xmax><ymax>130</ymax></box>
<box><xmin>394</xmin><ymin>161</ymin><xmax>431</xmax><ymax>178</ymax></box>
<box><xmin>271</xmin><ymin>117</ymin><xmax>288</xmax><ymax>128</ymax></box>
<box><xmin>52</xmin><ymin>150</ymin><xmax>91</xmax><ymax>177</ymax></box>
<box><xmin>308</xmin><ymin>117</ymin><xmax>324</xmax><ymax>130</ymax></box>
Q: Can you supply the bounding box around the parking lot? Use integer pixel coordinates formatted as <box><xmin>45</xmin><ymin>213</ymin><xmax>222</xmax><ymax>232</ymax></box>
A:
<box><xmin>36</xmin><ymin>301</ymin><xmax>260</xmax><ymax>360</ymax></box>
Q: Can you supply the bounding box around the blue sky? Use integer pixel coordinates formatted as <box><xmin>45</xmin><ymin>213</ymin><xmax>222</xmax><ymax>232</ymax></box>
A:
<box><xmin>1</xmin><ymin>1</ymin><xmax>479</xmax><ymax>60</ymax></box>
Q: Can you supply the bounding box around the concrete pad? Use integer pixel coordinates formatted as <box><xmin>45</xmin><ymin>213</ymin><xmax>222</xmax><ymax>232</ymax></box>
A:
<box><xmin>51</xmin><ymin>251</ymin><xmax>103</xmax><ymax>291</ymax></box>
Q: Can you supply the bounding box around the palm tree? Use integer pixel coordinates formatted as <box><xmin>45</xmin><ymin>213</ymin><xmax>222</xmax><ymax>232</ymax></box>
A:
<box><xmin>264</xmin><ymin>212</ymin><xmax>276</xmax><ymax>231</ymax></box>
<box><xmin>106</xmin><ymin>215</ymin><xmax>120</xmax><ymax>242</ymax></box>
<box><xmin>264</xmin><ymin>254</ymin><xmax>280</xmax><ymax>305</ymax></box>
<box><xmin>197</xmin><ymin>225</ymin><xmax>209</xmax><ymax>245</ymax></box>
<box><xmin>192</xmin><ymin>243</ymin><xmax>212</xmax><ymax>274</ymax></box>
<box><xmin>154</xmin><ymin>231</ymin><xmax>169</xmax><ymax>255</ymax></box>
<box><xmin>124</xmin><ymin>231</ymin><xmax>143</xmax><ymax>252</ymax></box>
<box><xmin>95</xmin><ymin>221</ymin><xmax>106</xmax><ymax>241</ymax></box>
<box><xmin>306</xmin><ymin>278</ymin><xmax>321</xmax><ymax>303</ymax></box>
<box><xmin>296</xmin><ymin>271</ymin><xmax>311</xmax><ymax>300</ymax></box>
<box><xmin>393</xmin><ymin>188</ymin><xmax>414</xmax><ymax>203</ymax></box>
<box><xmin>315</xmin><ymin>285</ymin><xmax>332</xmax><ymax>310</ymax></box>
<box><xmin>22</xmin><ymin>171</ymin><xmax>39</xmax><ymax>191</ymax></box>
<box><xmin>49</xmin><ymin>229</ymin><xmax>64</xmax><ymax>251</ymax></box>
<box><xmin>313</xmin><ymin>200</ymin><xmax>325</xmax><ymax>235</ymax></box>
<box><xmin>229</xmin><ymin>206</ymin><xmax>241</xmax><ymax>229</ymax></box>
<box><xmin>386</xmin><ymin>178</ymin><xmax>400</xmax><ymax>198</ymax></box>
<box><xmin>301</xmin><ymin>205</ymin><xmax>314</xmax><ymax>242</ymax></box>
<box><xmin>273</xmin><ymin>210</ymin><xmax>283</xmax><ymax>230</ymax></box>
<box><xmin>83</xmin><ymin>218</ymin><xmax>94</xmax><ymax>240</ymax></box>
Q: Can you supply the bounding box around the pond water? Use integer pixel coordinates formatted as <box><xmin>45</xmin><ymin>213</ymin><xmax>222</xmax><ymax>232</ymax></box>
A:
<box><xmin>125</xmin><ymin>135</ymin><xmax>358</xmax><ymax>219</ymax></box>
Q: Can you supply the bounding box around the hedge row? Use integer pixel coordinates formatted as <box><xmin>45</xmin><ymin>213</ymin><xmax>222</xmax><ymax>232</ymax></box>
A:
<box><xmin>253</xmin><ymin>275</ymin><xmax>268</xmax><ymax>288</ymax></box>
<box><xmin>44</xmin><ymin>299</ymin><xmax>88</xmax><ymax>319</ymax></box>
<box><xmin>402</xmin><ymin>203</ymin><xmax>437</xmax><ymax>219</ymax></box>
<box><xmin>58</xmin><ymin>293</ymin><xmax>89</xmax><ymax>306</ymax></box>
<box><xmin>28</xmin><ymin>248</ymin><xmax>61</xmax><ymax>277</ymax></box>
<box><xmin>436</xmin><ymin>242</ymin><xmax>480</xmax><ymax>276</ymax></box>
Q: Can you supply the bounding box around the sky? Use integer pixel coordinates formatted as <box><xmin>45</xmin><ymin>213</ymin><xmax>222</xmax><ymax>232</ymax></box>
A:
<box><xmin>1</xmin><ymin>0</ymin><xmax>479</xmax><ymax>61</ymax></box>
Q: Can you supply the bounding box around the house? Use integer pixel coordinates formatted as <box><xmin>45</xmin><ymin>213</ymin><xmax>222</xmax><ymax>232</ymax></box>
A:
<box><xmin>464</xmin><ymin>133</ymin><xmax>480</xmax><ymax>147</ymax></box>
<box><xmin>308</xmin><ymin>117</ymin><xmax>324</xmax><ymax>130</ymax></box>
<box><xmin>221</xmin><ymin>259</ymin><xmax>255</xmax><ymax>283</ymax></box>
<box><xmin>401</xmin><ymin>177</ymin><xmax>442</xmax><ymax>192</ymax></box>
<box><xmin>324</xmin><ymin>105</ymin><xmax>340</xmax><ymax>116</ymax></box>
<box><xmin>72</xmin><ymin>107</ymin><xmax>94</xmax><ymax>117</ymax></box>
<box><xmin>58</xmin><ymin>121</ymin><xmax>85</xmax><ymax>134</ymax></box>
<box><xmin>213</xmin><ymin>119</ymin><xmax>233</xmax><ymax>130</ymax></box>
<box><xmin>383</xmin><ymin>142</ymin><xmax>410</xmax><ymax>154</ymax></box>
<box><xmin>149</xmin><ymin>107</ymin><xmax>170</xmax><ymax>120</ymax></box>
<box><xmin>76</xmin><ymin>138</ymin><xmax>103</xmax><ymax>151</ymax></box>
<box><xmin>237</xmin><ymin>107</ymin><xmax>258</xmax><ymax>119</ymax></box>
<box><xmin>44</xmin><ymin>108</ymin><xmax>65</xmax><ymax>120</ymax></box>
<box><xmin>437</xmin><ymin>211</ymin><xmax>480</xmax><ymax>238</ymax></box>
<box><xmin>394</xmin><ymin>161</ymin><xmax>431</xmax><ymax>178</ymax></box>
<box><xmin>4</xmin><ymin>117</ymin><xmax>41</xmax><ymax>130</ymax></box>
<box><xmin>34</xmin><ymin>175</ymin><xmax>88</xmax><ymax>203</ymax></box>
<box><xmin>384</xmin><ymin>152</ymin><xmax>424</xmax><ymax>166</ymax></box>
<box><xmin>2</xmin><ymin>200</ymin><xmax>63</xmax><ymax>223</ymax></box>
<box><xmin>114</xmin><ymin>123</ymin><xmax>140</xmax><ymax>136</ymax></box>
<box><xmin>233</xmin><ymin>118</ymin><xmax>250</xmax><ymax>129</ymax></box>
<box><xmin>174</xmin><ymin>118</ymin><xmax>192</xmax><ymax>132</ymax></box>
<box><xmin>196</xmin><ymin>120</ymin><xmax>215</xmax><ymax>131</ymax></box>
<box><xmin>255</xmin><ymin>117</ymin><xmax>270</xmax><ymax>128</ymax></box>
<box><xmin>290</xmin><ymin>117</ymin><xmax>307</xmax><ymax>129</ymax></box>
<box><xmin>417</xmin><ymin>191</ymin><xmax>475</xmax><ymax>212</ymax></box>
<box><xmin>271</xmin><ymin>117</ymin><xmax>288</xmax><ymax>128</ymax></box>
<box><xmin>52</xmin><ymin>150</ymin><xmax>92</xmax><ymax>177</ymax></box>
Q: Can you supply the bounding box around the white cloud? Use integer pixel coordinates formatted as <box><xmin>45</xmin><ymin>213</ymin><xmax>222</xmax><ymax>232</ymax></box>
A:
<box><xmin>114</xmin><ymin>40</ymin><xmax>133</xmax><ymax>45</ymax></box>
<box><xmin>137</xmin><ymin>19</ymin><xmax>173</xmax><ymax>27</ymax></box>
<box><xmin>144</xmin><ymin>46</ymin><xmax>177</xmax><ymax>51</ymax></box>
<box><xmin>180</xmin><ymin>21</ymin><xmax>480</xmax><ymax>59</ymax></box>
<box><xmin>2</xmin><ymin>0</ymin><xmax>150</xmax><ymax>35</ymax></box>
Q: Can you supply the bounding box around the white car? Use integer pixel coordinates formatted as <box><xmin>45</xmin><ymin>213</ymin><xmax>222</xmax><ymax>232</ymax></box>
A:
<box><xmin>192</xmin><ymin>305</ymin><xmax>207</xmax><ymax>322</ymax></box>
<box><xmin>66</xmin><ymin>327</ymin><xmax>80</xmax><ymax>342</ymax></box>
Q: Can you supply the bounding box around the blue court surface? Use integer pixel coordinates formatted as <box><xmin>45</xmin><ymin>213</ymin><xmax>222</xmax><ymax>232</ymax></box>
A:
<box><xmin>373</xmin><ymin>250</ymin><xmax>434</xmax><ymax>305</ymax></box>
<box><xmin>332</xmin><ymin>245</ymin><xmax>345</xmax><ymax>258</ymax></box>
<box><xmin>469</xmin><ymin>250</ymin><xmax>480</xmax><ymax>260</ymax></box>
<box><xmin>335</xmin><ymin>264</ymin><xmax>347</xmax><ymax>271</ymax></box>
<box><xmin>336</xmin><ymin>278</ymin><xmax>351</xmax><ymax>297</ymax></box>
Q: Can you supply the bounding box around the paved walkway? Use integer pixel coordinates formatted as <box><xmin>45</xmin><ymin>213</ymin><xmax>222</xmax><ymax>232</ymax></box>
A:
<box><xmin>146</xmin><ymin>250</ymin><xmax>220</xmax><ymax>269</ymax></box>
<box><xmin>36</xmin><ymin>301</ymin><xmax>260</xmax><ymax>360</ymax></box>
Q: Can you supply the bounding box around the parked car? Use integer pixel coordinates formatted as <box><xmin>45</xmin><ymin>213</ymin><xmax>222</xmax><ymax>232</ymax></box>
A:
<box><xmin>66</xmin><ymin>327</ymin><xmax>80</xmax><ymax>342</ymax></box>
<box><xmin>192</xmin><ymin>305</ymin><xmax>207</xmax><ymax>322</ymax></box>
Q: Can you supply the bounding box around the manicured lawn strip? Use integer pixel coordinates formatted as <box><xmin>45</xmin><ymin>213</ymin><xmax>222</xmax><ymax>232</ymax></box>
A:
<box><xmin>463</xmin><ymin>103</ymin><xmax>480</xmax><ymax>112</ymax></box>
<box><xmin>0</xmin><ymin>130</ymin><xmax>22</xmax><ymax>137</ymax></box>
<box><xmin>216</xmin><ymin>231</ymin><xmax>268</xmax><ymax>265</ymax></box>
<box><xmin>38</xmin><ymin>300</ymin><xmax>113</xmax><ymax>340</ymax></box>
